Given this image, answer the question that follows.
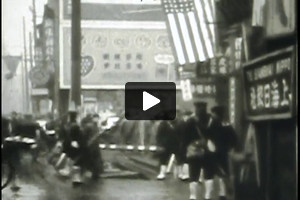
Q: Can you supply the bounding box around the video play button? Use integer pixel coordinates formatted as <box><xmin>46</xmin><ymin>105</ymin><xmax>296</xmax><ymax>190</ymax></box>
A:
<box><xmin>143</xmin><ymin>91</ymin><xmax>160</xmax><ymax>111</ymax></box>
<box><xmin>125</xmin><ymin>82</ymin><xmax>176</xmax><ymax>120</ymax></box>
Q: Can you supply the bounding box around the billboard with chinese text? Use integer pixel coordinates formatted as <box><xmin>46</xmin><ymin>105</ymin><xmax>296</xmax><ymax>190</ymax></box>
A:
<box><xmin>60</xmin><ymin>26</ymin><xmax>177</xmax><ymax>89</ymax></box>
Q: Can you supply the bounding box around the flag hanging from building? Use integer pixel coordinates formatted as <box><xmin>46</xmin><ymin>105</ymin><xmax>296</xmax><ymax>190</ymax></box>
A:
<box><xmin>162</xmin><ymin>0</ymin><xmax>216</xmax><ymax>65</ymax></box>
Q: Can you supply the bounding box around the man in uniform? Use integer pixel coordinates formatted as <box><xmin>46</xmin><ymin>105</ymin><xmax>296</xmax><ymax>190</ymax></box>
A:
<box><xmin>203</xmin><ymin>106</ymin><xmax>237</xmax><ymax>200</ymax></box>
<box><xmin>184</xmin><ymin>102</ymin><xmax>210</xmax><ymax>200</ymax></box>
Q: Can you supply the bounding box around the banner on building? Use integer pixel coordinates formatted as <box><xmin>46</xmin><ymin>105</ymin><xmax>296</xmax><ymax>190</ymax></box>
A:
<box><xmin>243</xmin><ymin>46</ymin><xmax>296</xmax><ymax>120</ymax></box>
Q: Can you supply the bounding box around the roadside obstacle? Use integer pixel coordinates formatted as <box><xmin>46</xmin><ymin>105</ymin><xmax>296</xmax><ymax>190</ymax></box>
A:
<box><xmin>99</xmin><ymin>144</ymin><xmax>163</xmax><ymax>152</ymax></box>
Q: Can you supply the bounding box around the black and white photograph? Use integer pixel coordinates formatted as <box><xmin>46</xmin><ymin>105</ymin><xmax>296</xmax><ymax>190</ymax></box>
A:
<box><xmin>1</xmin><ymin>0</ymin><xmax>297</xmax><ymax>199</ymax></box>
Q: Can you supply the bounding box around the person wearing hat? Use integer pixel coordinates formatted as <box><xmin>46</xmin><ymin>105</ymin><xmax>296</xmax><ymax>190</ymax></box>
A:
<box><xmin>202</xmin><ymin>105</ymin><xmax>237</xmax><ymax>200</ymax></box>
<box><xmin>183</xmin><ymin>101</ymin><xmax>210</xmax><ymax>200</ymax></box>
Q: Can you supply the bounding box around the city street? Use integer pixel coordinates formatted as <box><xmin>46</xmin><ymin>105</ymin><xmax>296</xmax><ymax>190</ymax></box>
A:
<box><xmin>2</xmin><ymin>151</ymin><xmax>192</xmax><ymax>200</ymax></box>
<box><xmin>2</xmin><ymin>0</ymin><xmax>297</xmax><ymax>199</ymax></box>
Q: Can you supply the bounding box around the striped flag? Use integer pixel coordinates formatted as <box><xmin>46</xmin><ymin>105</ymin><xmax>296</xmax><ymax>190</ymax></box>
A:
<box><xmin>161</xmin><ymin>0</ymin><xmax>216</xmax><ymax>65</ymax></box>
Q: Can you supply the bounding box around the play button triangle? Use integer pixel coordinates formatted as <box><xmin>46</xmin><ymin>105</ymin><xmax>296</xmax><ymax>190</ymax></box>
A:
<box><xmin>143</xmin><ymin>91</ymin><xmax>160</xmax><ymax>111</ymax></box>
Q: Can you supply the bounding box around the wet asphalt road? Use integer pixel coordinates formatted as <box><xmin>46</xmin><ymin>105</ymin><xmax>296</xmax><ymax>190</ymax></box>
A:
<box><xmin>2</xmin><ymin>151</ymin><xmax>194</xmax><ymax>200</ymax></box>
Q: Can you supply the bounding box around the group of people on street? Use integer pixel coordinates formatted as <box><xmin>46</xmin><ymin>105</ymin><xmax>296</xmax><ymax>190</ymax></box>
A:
<box><xmin>48</xmin><ymin>108</ymin><xmax>104</xmax><ymax>185</ymax></box>
<box><xmin>2</xmin><ymin>107</ymin><xmax>104</xmax><ymax>186</ymax></box>
<box><xmin>2</xmin><ymin>102</ymin><xmax>237</xmax><ymax>197</ymax></box>
<box><xmin>155</xmin><ymin>102</ymin><xmax>237</xmax><ymax>200</ymax></box>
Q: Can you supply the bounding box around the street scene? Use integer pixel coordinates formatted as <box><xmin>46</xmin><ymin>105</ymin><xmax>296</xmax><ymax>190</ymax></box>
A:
<box><xmin>2</xmin><ymin>0</ymin><xmax>297</xmax><ymax>200</ymax></box>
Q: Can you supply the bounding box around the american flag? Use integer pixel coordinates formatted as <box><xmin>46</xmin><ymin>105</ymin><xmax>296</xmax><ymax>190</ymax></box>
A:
<box><xmin>161</xmin><ymin>0</ymin><xmax>216</xmax><ymax>65</ymax></box>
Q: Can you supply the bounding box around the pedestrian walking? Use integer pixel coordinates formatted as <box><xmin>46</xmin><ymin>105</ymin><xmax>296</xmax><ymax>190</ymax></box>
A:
<box><xmin>177</xmin><ymin>111</ymin><xmax>193</xmax><ymax>181</ymax></box>
<box><xmin>184</xmin><ymin>102</ymin><xmax>210</xmax><ymax>200</ymax></box>
<box><xmin>60</xmin><ymin>104</ymin><xmax>87</xmax><ymax>185</ymax></box>
<box><xmin>202</xmin><ymin>106</ymin><xmax>237</xmax><ymax>200</ymax></box>
<box><xmin>155</xmin><ymin>118</ymin><xmax>180</xmax><ymax>180</ymax></box>
<box><xmin>80</xmin><ymin>113</ymin><xmax>103</xmax><ymax>180</ymax></box>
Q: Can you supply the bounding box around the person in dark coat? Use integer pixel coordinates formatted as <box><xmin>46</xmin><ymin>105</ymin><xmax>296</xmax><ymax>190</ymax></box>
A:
<box><xmin>183</xmin><ymin>102</ymin><xmax>210</xmax><ymax>200</ymax></box>
<box><xmin>61</xmin><ymin>109</ymin><xmax>87</xmax><ymax>184</ymax></box>
<box><xmin>203</xmin><ymin>106</ymin><xmax>237</xmax><ymax>200</ymax></box>
<box><xmin>155</xmin><ymin>118</ymin><xmax>180</xmax><ymax>180</ymax></box>
<box><xmin>177</xmin><ymin>111</ymin><xmax>193</xmax><ymax>180</ymax></box>
<box><xmin>80</xmin><ymin>113</ymin><xmax>103</xmax><ymax>179</ymax></box>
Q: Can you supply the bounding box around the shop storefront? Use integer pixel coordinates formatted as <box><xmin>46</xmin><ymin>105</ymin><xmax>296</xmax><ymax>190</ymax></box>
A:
<box><xmin>242</xmin><ymin>46</ymin><xmax>297</xmax><ymax>200</ymax></box>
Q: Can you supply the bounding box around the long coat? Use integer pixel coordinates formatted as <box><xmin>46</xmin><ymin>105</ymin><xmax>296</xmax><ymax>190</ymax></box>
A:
<box><xmin>156</xmin><ymin>121</ymin><xmax>179</xmax><ymax>154</ymax></box>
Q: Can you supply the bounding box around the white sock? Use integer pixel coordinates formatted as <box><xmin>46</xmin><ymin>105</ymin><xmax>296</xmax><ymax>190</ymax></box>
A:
<box><xmin>189</xmin><ymin>181</ymin><xmax>198</xmax><ymax>199</ymax></box>
<box><xmin>177</xmin><ymin>165</ymin><xmax>183</xmax><ymax>177</ymax></box>
<box><xmin>204</xmin><ymin>179</ymin><xmax>214</xmax><ymax>199</ymax></box>
<box><xmin>157</xmin><ymin>165</ymin><xmax>167</xmax><ymax>178</ymax></box>
<box><xmin>199</xmin><ymin>168</ymin><xmax>204</xmax><ymax>183</ymax></box>
<box><xmin>219</xmin><ymin>178</ymin><xmax>226</xmax><ymax>197</ymax></box>
<box><xmin>182</xmin><ymin>163</ymin><xmax>190</xmax><ymax>178</ymax></box>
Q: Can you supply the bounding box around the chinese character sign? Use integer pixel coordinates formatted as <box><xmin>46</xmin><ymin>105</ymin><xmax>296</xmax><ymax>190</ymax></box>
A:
<box><xmin>243</xmin><ymin>47</ymin><xmax>295</xmax><ymax>120</ymax></box>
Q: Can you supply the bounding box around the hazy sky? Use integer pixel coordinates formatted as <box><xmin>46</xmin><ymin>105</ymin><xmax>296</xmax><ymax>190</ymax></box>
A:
<box><xmin>2</xmin><ymin>0</ymin><xmax>47</xmax><ymax>56</ymax></box>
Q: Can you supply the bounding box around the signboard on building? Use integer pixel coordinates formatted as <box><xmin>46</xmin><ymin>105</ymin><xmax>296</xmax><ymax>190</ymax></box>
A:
<box><xmin>191</xmin><ymin>77</ymin><xmax>217</xmax><ymax>98</ymax></box>
<box><xmin>180</xmin><ymin>79</ymin><xmax>193</xmax><ymax>101</ymax></box>
<box><xmin>60</xmin><ymin>27</ymin><xmax>176</xmax><ymax>89</ymax></box>
<box><xmin>59</xmin><ymin>1</ymin><xmax>176</xmax><ymax>89</ymax></box>
<box><xmin>265</xmin><ymin>0</ymin><xmax>296</xmax><ymax>37</ymax></box>
<box><xmin>243</xmin><ymin>46</ymin><xmax>296</xmax><ymax>120</ymax></box>
<box><xmin>196</xmin><ymin>56</ymin><xmax>229</xmax><ymax>77</ymax></box>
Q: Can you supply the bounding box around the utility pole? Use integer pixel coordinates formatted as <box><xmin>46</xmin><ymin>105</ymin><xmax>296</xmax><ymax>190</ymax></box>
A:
<box><xmin>32</xmin><ymin>0</ymin><xmax>37</xmax><ymax>44</ymax></box>
<box><xmin>71</xmin><ymin>0</ymin><xmax>82</xmax><ymax>109</ymax></box>
<box><xmin>23</xmin><ymin>17</ymin><xmax>30</xmax><ymax>113</ymax></box>
<box><xmin>29</xmin><ymin>32</ymin><xmax>36</xmax><ymax>115</ymax></box>
<box><xmin>29</xmin><ymin>32</ymin><xmax>34</xmax><ymax>70</ymax></box>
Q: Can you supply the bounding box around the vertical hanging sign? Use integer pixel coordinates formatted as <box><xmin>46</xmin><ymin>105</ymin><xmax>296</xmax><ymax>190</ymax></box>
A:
<box><xmin>229</xmin><ymin>77</ymin><xmax>236</xmax><ymax>126</ymax></box>
<box><xmin>180</xmin><ymin>79</ymin><xmax>193</xmax><ymax>101</ymax></box>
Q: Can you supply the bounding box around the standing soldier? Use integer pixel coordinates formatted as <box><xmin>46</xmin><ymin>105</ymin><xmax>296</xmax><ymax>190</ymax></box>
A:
<box><xmin>203</xmin><ymin>106</ymin><xmax>237</xmax><ymax>200</ymax></box>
